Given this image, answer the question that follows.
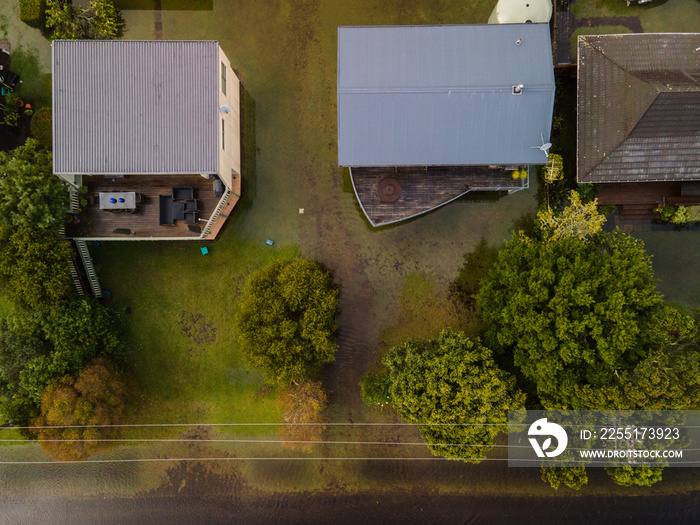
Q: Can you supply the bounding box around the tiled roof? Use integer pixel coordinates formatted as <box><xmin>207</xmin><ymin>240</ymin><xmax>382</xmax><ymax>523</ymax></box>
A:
<box><xmin>577</xmin><ymin>33</ymin><xmax>700</xmax><ymax>183</ymax></box>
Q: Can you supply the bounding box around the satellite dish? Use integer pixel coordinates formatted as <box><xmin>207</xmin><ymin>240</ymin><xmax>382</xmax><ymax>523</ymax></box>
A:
<box><xmin>530</xmin><ymin>133</ymin><xmax>552</xmax><ymax>158</ymax></box>
<box><xmin>219</xmin><ymin>105</ymin><xmax>231</xmax><ymax>114</ymax></box>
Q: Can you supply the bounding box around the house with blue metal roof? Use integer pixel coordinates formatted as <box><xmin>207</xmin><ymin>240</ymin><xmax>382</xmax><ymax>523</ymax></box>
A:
<box><xmin>337</xmin><ymin>24</ymin><xmax>555</xmax><ymax>226</ymax></box>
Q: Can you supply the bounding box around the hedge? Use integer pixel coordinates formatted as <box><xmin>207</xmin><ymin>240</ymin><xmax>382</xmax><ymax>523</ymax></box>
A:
<box><xmin>19</xmin><ymin>0</ymin><xmax>47</xmax><ymax>30</ymax></box>
<box><xmin>30</xmin><ymin>107</ymin><xmax>53</xmax><ymax>149</ymax></box>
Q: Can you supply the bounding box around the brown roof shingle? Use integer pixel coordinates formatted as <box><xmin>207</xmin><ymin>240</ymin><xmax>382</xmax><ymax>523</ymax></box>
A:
<box><xmin>577</xmin><ymin>33</ymin><xmax>700</xmax><ymax>183</ymax></box>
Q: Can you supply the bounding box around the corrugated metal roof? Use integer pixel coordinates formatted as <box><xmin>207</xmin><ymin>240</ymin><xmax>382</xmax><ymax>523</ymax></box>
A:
<box><xmin>577</xmin><ymin>33</ymin><xmax>700</xmax><ymax>183</ymax></box>
<box><xmin>337</xmin><ymin>24</ymin><xmax>555</xmax><ymax>167</ymax></box>
<box><xmin>53</xmin><ymin>40</ymin><xmax>220</xmax><ymax>175</ymax></box>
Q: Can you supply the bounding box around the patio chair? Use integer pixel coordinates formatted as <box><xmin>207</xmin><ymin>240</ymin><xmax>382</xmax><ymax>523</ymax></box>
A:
<box><xmin>172</xmin><ymin>186</ymin><xmax>194</xmax><ymax>201</ymax></box>
<box><xmin>184</xmin><ymin>199</ymin><xmax>198</xmax><ymax>212</ymax></box>
<box><xmin>184</xmin><ymin>211</ymin><xmax>197</xmax><ymax>224</ymax></box>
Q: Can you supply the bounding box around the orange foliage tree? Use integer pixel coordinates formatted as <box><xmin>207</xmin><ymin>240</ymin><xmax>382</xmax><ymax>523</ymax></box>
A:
<box><xmin>277</xmin><ymin>381</ymin><xmax>328</xmax><ymax>451</ymax></box>
<box><xmin>31</xmin><ymin>359</ymin><xmax>128</xmax><ymax>461</ymax></box>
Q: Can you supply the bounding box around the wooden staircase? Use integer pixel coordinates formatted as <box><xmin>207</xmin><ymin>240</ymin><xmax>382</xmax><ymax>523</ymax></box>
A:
<box><xmin>201</xmin><ymin>189</ymin><xmax>232</xmax><ymax>238</ymax></box>
<box><xmin>619</xmin><ymin>204</ymin><xmax>658</xmax><ymax>220</ymax></box>
<box><xmin>75</xmin><ymin>240</ymin><xmax>102</xmax><ymax>298</ymax></box>
<box><xmin>68</xmin><ymin>256</ymin><xmax>86</xmax><ymax>296</ymax></box>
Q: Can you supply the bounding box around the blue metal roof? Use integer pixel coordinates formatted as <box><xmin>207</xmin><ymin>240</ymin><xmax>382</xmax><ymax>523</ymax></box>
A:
<box><xmin>337</xmin><ymin>24</ymin><xmax>555</xmax><ymax>167</ymax></box>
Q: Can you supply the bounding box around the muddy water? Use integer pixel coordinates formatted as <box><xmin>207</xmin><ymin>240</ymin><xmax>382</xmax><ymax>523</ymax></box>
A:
<box><xmin>3</xmin><ymin>490</ymin><xmax>699</xmax><ymax>525</ymax></box>
<box><xmin>4</xmin><ymin>1</ymin><xmax>700</xmax><ymax>522</ymax></box>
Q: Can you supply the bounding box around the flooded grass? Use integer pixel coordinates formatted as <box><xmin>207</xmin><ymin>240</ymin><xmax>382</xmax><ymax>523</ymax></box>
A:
<box><xmin>2</xmin><ymin>0</ymin><xmax>700</xmax><ymax>507</ymax></box>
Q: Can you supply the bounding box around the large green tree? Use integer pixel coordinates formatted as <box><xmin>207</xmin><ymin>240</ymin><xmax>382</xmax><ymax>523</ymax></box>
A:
<box><xmin>0</xmin><ymin>139</ymin><xmax>68</xmax><ymax>231</ymax></box>
<box><xmin>0</xmin><ymin>225</ymin><xmax>75</xmax><ymax>311</ymax></box>
<box><xmin>45</xmin><ymin>0</ymin><xmax>124</xmax><ymax>40</ymax></box>
<box><xmin>477</xmin><ymin>229</ymin><xmax>662</xmax><ymax>409</ymax></box>
<box><xmin>383</xmin><ymin>330</ymin><xmax>525</xmax><ymax>462</ymax></box>
<box><xmin>237</xmin><ymin>258</ymin><xmax>339</xmax><ymax>384</ymax></box>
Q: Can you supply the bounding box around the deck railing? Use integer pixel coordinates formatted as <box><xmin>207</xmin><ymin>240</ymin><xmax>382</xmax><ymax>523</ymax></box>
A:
<box><xmin>75</xmin><ymin>240</ymin><xmax>102</xmax><ymax>298</ymax></box>
<box><xmin>201</xmin><ymin>189</ymin><xmax>232</xmax><ymax>239</ymax></box>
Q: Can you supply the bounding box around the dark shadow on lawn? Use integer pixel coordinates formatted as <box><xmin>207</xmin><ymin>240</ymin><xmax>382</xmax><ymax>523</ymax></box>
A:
<box><xmin>222</xmin><ymin>85</ymin><xmax>257</xmax><ymax>234</ymax></box>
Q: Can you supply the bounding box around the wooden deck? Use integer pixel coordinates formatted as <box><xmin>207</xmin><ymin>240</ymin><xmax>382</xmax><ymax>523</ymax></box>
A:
<box><xmin>351</xmin><ymin>166</ymin><xmax>521</xmax><ymax>226</ymax></box>
<box><xmin>67</xmin><ymin>175</ymin><xmax>226</xmax><ymax>239</ymax></box>
<box><xmin>595</xmin><ymin>182</ymin><xmax>700</xmax><ymax>219</ymax></box>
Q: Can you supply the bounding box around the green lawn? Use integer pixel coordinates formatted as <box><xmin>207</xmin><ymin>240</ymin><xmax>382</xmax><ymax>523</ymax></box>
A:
<box><xmin>92</xmin><ymin>239</ymin><xmax>299</xmax><ymax>433</ymax></box>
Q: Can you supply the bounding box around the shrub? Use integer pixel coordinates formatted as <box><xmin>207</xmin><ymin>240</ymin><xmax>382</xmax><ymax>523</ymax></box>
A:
<box><xmin>656</xmin><ymin>205</ymin><xmax>691</xmax><ymax>225</ymax></box>
<box><xmin>277</xmin><ymin>381</ymin><xmax>327</xmax><ymax>450</ymax></box>
<box><xmin>19</xmin><ymin>0</ymin><xmax>46</xmax><ymax>29</ymax></box>
<box><xmin>383</xmin><ymin>330</ymin><xmax>525</xmax><ymax>462</ymax></box>
<box><xmin>360</xmin><ymin>372</ymin><xmax>391</xmax><ymax>407</ymax></box>
<box><xmin>237</xmin><ymin>258</ymin><xmax>340</xmax><ymax>384</ymax></box>
<box><xmin>30</xmin><ymin>107</ymin><xmax>52</xmax><ymax>149</ymax></box>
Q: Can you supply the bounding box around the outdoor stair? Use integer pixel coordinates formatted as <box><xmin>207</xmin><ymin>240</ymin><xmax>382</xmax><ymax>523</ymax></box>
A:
<box><xmin>619</xmin><ymin>204</ymin><xmax>657</xmax><ymax>219</ymax></box>
<box><xmin>70</xmin><ymin>189</ymin><xmax>80</xmax><ymax>214</ymax></box>
<box><xmin>201</xmin><ymin>189</ymin><xmax>232</xmax><ymax>238</ymax></box>
<box><xmin>68</xmin><ymin>256</ymin><xmax>86</xmax><ymax>296</ymax></box>
<box><xmin>75</xmin><ymin>240</ymin><xmax>102</xmax><ymax>298</ymax></box>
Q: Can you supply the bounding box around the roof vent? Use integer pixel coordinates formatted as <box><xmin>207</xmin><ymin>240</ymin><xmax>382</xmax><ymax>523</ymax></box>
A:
<box><xmin>516</xmin><ymin>39</ymin><xmax>522</xmax><ymax>46</ymax></box>
<box><xmin>512</xmin><ymin>84</ymin><xmax>524</xmax><ymax>95</ymax></box>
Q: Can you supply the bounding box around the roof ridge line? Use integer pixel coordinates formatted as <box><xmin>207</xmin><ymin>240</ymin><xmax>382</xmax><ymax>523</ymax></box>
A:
<box><xmin>581</xmin><ymin>90</ymin><xmax>661</xmax><ymax>181</ymax></box>
<box><xmin>338</xmin><ymin>85</ymin><xmax>555</xmax><ymax>94</ymax></box>
<box><xmin>579</xmin><ymin>36</ymin><xmax>654</xmax><ymax>85</ymax></box>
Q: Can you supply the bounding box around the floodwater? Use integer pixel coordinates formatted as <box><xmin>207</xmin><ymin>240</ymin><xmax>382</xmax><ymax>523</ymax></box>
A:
<box><xmin>3</xmin><ymin>490</ymin><xmax>700</xmax><ymax>525</ymax></box>
<box><xmin>3</xmin><ymin>0</ymin><xmax>700</xmax><ymax>522</ymax></box>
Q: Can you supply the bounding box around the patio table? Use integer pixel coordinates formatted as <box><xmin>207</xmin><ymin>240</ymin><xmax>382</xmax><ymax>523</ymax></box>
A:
<box><xmin>99</xmin><ymin>191</ymin><xmax>137</xmax><ymax>210</ymax></box>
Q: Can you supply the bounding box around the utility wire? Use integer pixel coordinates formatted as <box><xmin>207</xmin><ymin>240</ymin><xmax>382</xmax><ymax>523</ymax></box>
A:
<box><xmin>2</xmin><ymin>422</ymin><xmax>510</xmax><ymax>430</ymax></box>
<box><xmin>4</xmin><ymin>421</ymin><xmax>691</xmax><ymax>430</ymax></box>
<box><xmin>0</xmin><ymin>457</ymin><xmax>694</xmax><ymax>466</ymax></box>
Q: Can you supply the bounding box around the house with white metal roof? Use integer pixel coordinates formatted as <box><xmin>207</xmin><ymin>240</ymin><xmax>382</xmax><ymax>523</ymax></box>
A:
<box><xmin>337</xmin><ymin>24</ymin><xmax>555</xmax><ymax>226</ymax></box>
<box><xmin>52</xmin><ymin>40</ymin><xmax>241</xmax><ymax>241</ymax></box>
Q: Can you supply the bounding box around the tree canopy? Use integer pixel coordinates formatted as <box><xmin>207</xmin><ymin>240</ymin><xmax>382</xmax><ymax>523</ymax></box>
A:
<box><xmin>605</xmin><ymin>465</ymin><xmax>664</xmax><ymax>487</ymax></box>
<box><xmin>477</xmin><ymin>229</ymin><xmax>663</xmax><ymax>409</ymax></box>
<box><xmin>541</xmin><ymin>463</ymin><xmax>588</xmax><ymax>491</ymax></box>
<box><xmin>45</xmin><ymin>0</ymin><xmax>124</xmax><ymax>40</ymax></box>
<box><xmin>383</xmin><ymin>330</ymin><xmax>525</xmax><ymax>462</ymax></box>
<box><xmin>0</xmin><ymin>225</ymin><xmax>75</xmax><ymax>311</ymax></box>
<box><xmin>0</xmin><ymin>299</ymin><xmax>126</xmax><ymax>425</ymax></box>
<box><xmin>237</xmin><ymin>258</ymin><xmax>339</xmax><ymax>384</ymax></box>
<box><xmin>537</xmin><ymin>190</ymin><xmax>606</xmax><ymax>242</ymax></box>
<box><xmin>32</xmin><ymin>358</ymin><xmax>128</xmax><ymax>461</ymax></box>
<box><xmin>0</xmin><ymin>139</ymin><xmax>69</xmax><ymax>231</ymax></box>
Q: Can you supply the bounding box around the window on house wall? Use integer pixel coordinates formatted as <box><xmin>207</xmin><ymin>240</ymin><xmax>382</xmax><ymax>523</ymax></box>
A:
<box><xmin>221</xmin><ymin>62</ymin><xmax>226</xmax><ymax>95</ymax></box>
<box><xmin>222</xmin><ymin>119</ymin><xmax>225</xmax><ymax>150</ymax></box>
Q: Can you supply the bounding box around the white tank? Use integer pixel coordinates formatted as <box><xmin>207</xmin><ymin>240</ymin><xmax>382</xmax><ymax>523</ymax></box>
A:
<box><xmin>488</xmin><ymin>0</ymin><xmax>553</xmax><ymax>24</ymax></box>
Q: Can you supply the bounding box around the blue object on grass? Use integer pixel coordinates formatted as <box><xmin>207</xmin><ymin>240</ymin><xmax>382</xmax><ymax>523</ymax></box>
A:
<box><xmin>93</xmin><ymin>241</ymin><xmax>100</xmax><ymax>247</ymax></box>
<box><xmin>103</xmin><ymin>290</ymin><xmax>112</xmax><ymax>298</ymax></box>
<box><xmin>266</xmin><ymin>239</ymin><xmax>274</xmax><ymax>245</ymax></box>
<box><xmin>201</xmin><ymin>247</ymin><xmax>209</xmax><ymax>255</ymax></box>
